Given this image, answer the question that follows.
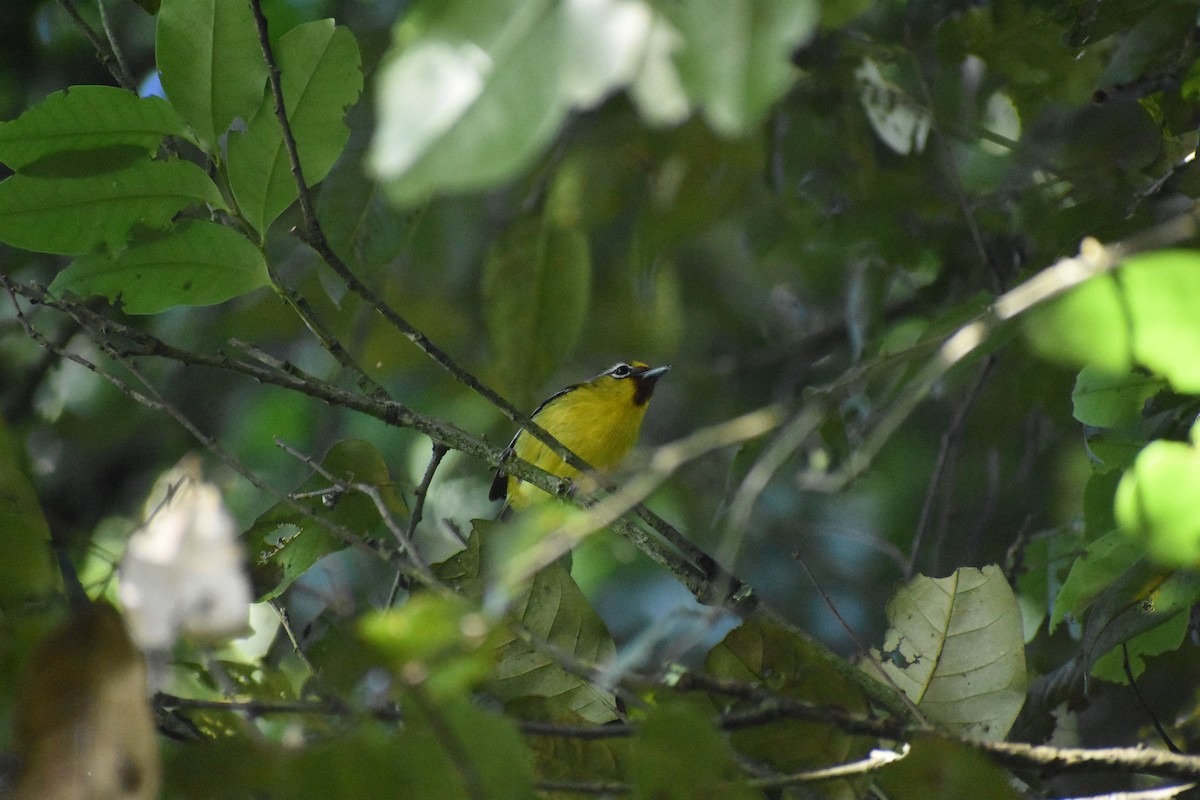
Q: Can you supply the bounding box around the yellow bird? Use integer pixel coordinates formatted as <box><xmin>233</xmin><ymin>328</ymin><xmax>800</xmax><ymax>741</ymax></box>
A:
<box><xmin>490</xmin><ymin>361</ymin><xmax>670</xmax><ymax>508</ymax></box>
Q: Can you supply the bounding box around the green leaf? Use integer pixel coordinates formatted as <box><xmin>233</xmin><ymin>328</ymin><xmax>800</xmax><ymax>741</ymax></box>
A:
<box><xmin>855</xmin><ymin>56</ymin><xmax>932</xmax><ymax>155</ymax></box>
<box><xmin>630</xmin><ymin>699</ymin><xmax>757</xmax><ymax>800</ymax></box>
<box><xmin>0</xmin><ymin>86</ymin><xmax>187</xmax><ymax>170</ymax></box>
<box><xmin>705</xmin><ymin>616</ymin><xmax>868</xmax><ymax>773</ymax></box>
<box><xmin>868</xmin><ymin>565</ymin><xmax>1026</xmax><ymax>741</ymax></box>
<box><xmin>1077</xmin><ymin>564</ymin><xmax>1200</xmax><ymax>678</ymax></box>
<box><xmin>1115</xmin><ymin>438</ymin><xmax>1200</xmax><ymax>565</ymax></box>
<box><xmin>227</xmin><ymin>20</ymin><xmax>362</xmax><ymax>236</ymax></box>
<box><xmin>1090</xmin><ymin>608</ymin><xmax>1187</xmax><ymax>683</ymax></box>
<box><xmin>0</xmin><ymin>159</ymin><xmax>225</xmax><ymax>255</ymax></box>
<box><xmin>437</xmin><ymin>522</ymin><xmax>619</xmax><ymax>723</ymax></box>
<box><xmin>483</xmin><ymin>217</ymin><xmax>592</xmax><ymax>394</ymax></box>
<box><xmin>244</xmin><ymin>439</ymin><xmax>407</xmax><ymax>600</ymax></box>
<box><xmin>315</xmin><ymin>133</ymin><xmax>411</xmax><ymax>279</ymax></box>
<box><xmin>370</xmin><ymin>0</ymin><xmax>684</xmax><ymax>203</ymax></box>
<box><xmin>156</xmin><ymin>0</ymin><xmax>267</xmax><ymax>151</ymax></box>
<box><xmin>359</xmin><ymin>593</ymin><xmax>497</xmax><ymax>701</ymax></box>
<box><xmin>1072</xmin><ymin>365</ymin><xmax>1163</xmax><ymax>427</ymax></box>
<box><xmin>0</xmin><ymin>415</ymin><xmax>59</xmax><ymax>610</ymax></box>
<box><xmin>48</xmin><ymin>220</ymin><xmax>269</xmax><ymax>313</ymax></box>
<box><xmin>1049</xmin><ymin>528</ymin><xmax>1145</xmax><ymax>633</ymax></box>
<box><xmin>1025</xmin><ymin>250</ymin><xmax>1200</xmax><ymax>393</ymax></box>
<box><xmin>877</xmin><ymin>738</ymin><xmax>1021</xmax><ymax>800</ymax></box>
<box><xmin>1023</xmin><ymin>270</ymin><xmax>1131</xmax><ymax>374</ymax></box>
<box><xmin>663</xmin><ymin>0</ymin><xmax>818</xmax><ymax>136</ymax></box>
<box><xmin>398</xmin><ymin>698</ymin><xmax>537</xmax><ymax>800</ymax></box>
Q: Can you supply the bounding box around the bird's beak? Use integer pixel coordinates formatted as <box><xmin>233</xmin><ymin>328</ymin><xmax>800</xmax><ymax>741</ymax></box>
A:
<box><xmin>635</xmin><ymin>364</ymin><xmax>670</xmax><ymax>403</ymax></box>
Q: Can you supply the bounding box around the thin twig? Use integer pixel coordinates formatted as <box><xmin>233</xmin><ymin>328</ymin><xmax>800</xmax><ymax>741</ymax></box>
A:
<box><xmin>798</xmin><ymin>211</ymin><xmax>1200</xmax><ymax>493</ymax></box>
<box><xmin>273</xmin><ymin>437</ymin><xmax>436</xmax><ymax>585</ymax></box>
<box><xmin>907</xmin><ymin>356</ymin><xmax>995</xmax><ymax>578</ymax></box>
<box><xmin>57</xmin><ymin>0</ymin><xmax>135</xmax><ymax>91</ymax></box>
<box><xmin>388</xmin><ymin>443</ymin><xmax>448</xmax><ymax>605</ymax></box>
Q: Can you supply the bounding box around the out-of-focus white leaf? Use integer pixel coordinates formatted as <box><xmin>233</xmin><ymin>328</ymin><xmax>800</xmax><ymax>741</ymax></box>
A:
<box><xmin>119</xmin><ymin>456</ymin><xmax>251</xmax><ymax>651</ymax></box>
<box><xmin>855</xmin><ymin>57</ymin><xmax>931</xmax><ymax>155</ymax></box>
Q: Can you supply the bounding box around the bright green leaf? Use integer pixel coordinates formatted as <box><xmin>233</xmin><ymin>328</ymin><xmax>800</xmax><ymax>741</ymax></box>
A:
<box><xmin>1116</xmin><ymin>438</ymin><xmax>1200</xmax><ymax>565</ymax></box>
<box><xmin>483</xmin><ymin>217</ymin><xmax>592</xmax><ymax>394</ymax></box>
<box><xmin>1025</xmin><ymin>250</ymin><xmax>1200</xmax><ymax>393</ymax></box>
<box><xmin>227</xmin><ymin>20</ymin><xmax>362</xmax><ymax>236</ymax></box>
<box><xmin>1072</xmin><ymin>365</ymin><xmax>1163</xmax><ymax>427</ymax></box>
<box><xmin>49</xmin><ymin>220</ymin><xmax>269</xmax><ymax>313</ymax></box>
<box><xmin>1049</xmin><ymin>528</ymin><xmax>1145</xmax><ymax>633</ymax></box>
<box><xmin>868</xmin><ymin>565</ymin><xmax>1026</xmax><ymax>741</ymax></box>
<box><xmin>0</xmin><ymin>86</ymin><xmax>187</xmax><ymax>170</ymax></box>
<box><xmin>1120</xmin><ymin>250</ymin><xmax>1200</xmax><ymax>392</ymax></box>
<box><xmin>664</xmin><ymin>0</ymin><xmax>817</xmax><ymax>136</ymax></box>
<box><xmin>1023</xmin><ymin>270</ymin><xmax>1131</xmax><ymax>375</ymax></box>
<box><xmin>630</xmin><ymin>699</ymin><xmax>756</xmax><ymax>800</ymax></box>
<box><xmin>0</xmin><ymin>159</ymin><xmax>226</xmax><ymax>255</ymax></box>
<box><xmin>244</xmin><ymin>439</ymin><xmax>407</xmax><ymax>600</ymax></box>
<box><xmin>156</xmin><ymin>0</ymin><xmax>267</xmax><ymax>151</ymax></box>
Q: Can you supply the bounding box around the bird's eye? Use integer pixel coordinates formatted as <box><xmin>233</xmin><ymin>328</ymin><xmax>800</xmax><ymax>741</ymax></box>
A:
<box><xmin>610</xmin><ymin>363</ymin><xmax>632</xmax><ymax>378</ymax></box>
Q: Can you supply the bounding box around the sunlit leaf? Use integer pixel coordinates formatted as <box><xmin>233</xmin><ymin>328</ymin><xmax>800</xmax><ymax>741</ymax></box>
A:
<box><xmin>49</xmin><ymin>219</ymin><xmax>269</xmax><ymax>313</ymax></box>
<box><xmin>1071</xmin><ymin>365</ymin><xmax>1163</xmax><ymax>427</ymax></box>
<box><xmin>1025</xmin><ymin>250</ymin><xmax>1200</xmax><ymax>393</ymax></box>
<box><xmin>868</xmin><ymin>566</ymin><xmax>1026</xmax><ymax>741</ymax></box>
<box><xmin>359</xmin><ymin>593</ymin><xmax>497</xmax><ymax>700</ymax></box>
<box><xmin>1115</xmin><ymin>437</ymin><xmax>1200</xmax><ymax>565</ymax></box>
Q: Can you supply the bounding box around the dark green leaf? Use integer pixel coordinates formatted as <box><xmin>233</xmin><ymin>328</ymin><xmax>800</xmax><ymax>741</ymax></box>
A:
<box><xmin>0</xmin><ymin>86</ymin><xmax>187</xmax><ymax>170</ymax></box>
<box><xmin>228</xmin><ymin>20</ymin><xmax>362</xmax><ymax>236</ymax></box>
<box><xmin>630</xmin><ymin>699</ymin><xmax>756</xmax><ymax>800</ymax></box>
<box><xmin>0</xmin><ymin>159</ymin><xmax>225</xmax><ymax>255</ymax></box>
<box><xmin>707</xmin><ymin>616</ymin><xmax>868</xmax><ymax>772</ymax></box>
<box><xmin>483</xmin><ymin>217</ymin><xmax>592</xmax><ymax>395</ymax></box>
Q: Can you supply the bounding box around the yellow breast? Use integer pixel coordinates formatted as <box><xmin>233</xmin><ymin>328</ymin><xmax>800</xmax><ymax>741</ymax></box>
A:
<box><xmin>506</xmin><ymin>378</ymin><xmax>649</xmax><ymax>508</ymax></box>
